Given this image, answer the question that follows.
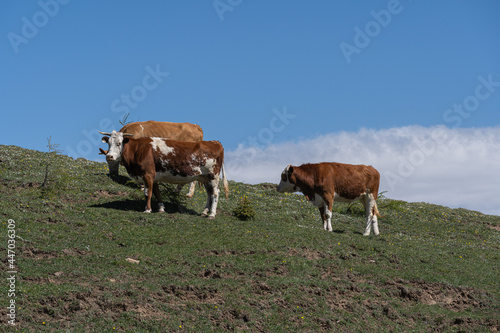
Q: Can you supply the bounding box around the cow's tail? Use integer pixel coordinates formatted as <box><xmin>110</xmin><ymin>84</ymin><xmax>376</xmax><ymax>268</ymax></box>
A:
<box><xmin>221</xmin><ymin>162</ymin><xmax>229</xmax><ymax>199</ymax></box>
<box><xmin>372</xmin><ymin>201</ymin><xmax>382</xmax><ymax>218</ymax></box>
<box><xmin>366</xmin><ymin>188</ymin><xmax>383</xmax><ymax>218</ymax></box>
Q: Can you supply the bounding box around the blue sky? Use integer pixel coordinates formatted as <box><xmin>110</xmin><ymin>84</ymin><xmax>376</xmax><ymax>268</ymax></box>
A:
<box><xmin>1</xmin><ymin>1</ymin><xmax>500</xmax><ymax>215</ymax></box>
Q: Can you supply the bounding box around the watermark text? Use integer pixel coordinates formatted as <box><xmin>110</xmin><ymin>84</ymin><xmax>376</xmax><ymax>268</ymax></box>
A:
<box><xmin>6</xmin><ymin>219</ymin><xmax>17</xmax><ymax>326</ymax></box>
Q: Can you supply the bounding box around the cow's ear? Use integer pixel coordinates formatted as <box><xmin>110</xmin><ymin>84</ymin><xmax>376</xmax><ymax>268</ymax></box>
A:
<box><xmin>288</xmin><ymin>165</ymin><xmax>294</xmax><ymax>174</ymax></box>
<box><xmin>101</xmin><ymin>136</ymin><xmax>109</xmax><ymax>143</ymax></box>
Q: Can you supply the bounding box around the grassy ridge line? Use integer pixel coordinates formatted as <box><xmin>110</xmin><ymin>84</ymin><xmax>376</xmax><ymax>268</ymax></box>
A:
<box><xmin>0</xmin><ymin>144</ymin><xmax>499</xmax><ymax>332</ymax></box>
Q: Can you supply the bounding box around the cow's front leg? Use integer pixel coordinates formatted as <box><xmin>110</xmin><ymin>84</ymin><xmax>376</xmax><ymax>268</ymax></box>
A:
<box><xmin>324</xmin><ymin>207</ymin><xmax>333</xmax><ymax>232</ymax></box>
<box><xmin>143</xmin><ymin>176</ymin><xmax>154</xmax><ymax>213</ymax></box>
<box><xmin>323</xmin><ymin>196</ymin><xmax>333</xmax><ymax>232</ymax></box>
<box><xmin>318</xmin><ymin>207</ymin><xmax>328</xmax><ymax>231</ymax></box>
<box><xmin>152</xmin><ymin>183</ymin><xmax>164</xmax><ymax>213</ymax></box>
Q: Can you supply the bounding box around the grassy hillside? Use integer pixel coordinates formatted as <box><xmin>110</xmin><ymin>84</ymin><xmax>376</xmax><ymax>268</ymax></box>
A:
<box><xmin>1</xmin><ymin>144</ymin><xmax>499</xmax><ymax>332</ymax></box>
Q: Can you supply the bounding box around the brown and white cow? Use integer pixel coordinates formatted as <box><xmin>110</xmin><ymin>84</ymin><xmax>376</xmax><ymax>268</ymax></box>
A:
<box><xmin>99</xmin><ymin>121</ymin><xmax>204</xmax><ymax>197</ymax></box>
<box><xmin>100</xmin><ymin>130</ymin><xmax>228</xmax><ymax>219</ymax></box>
<box><xmin>277</xmin><ymin>162</ymin><xmax>381</xmax><ymax>236</ymax></box>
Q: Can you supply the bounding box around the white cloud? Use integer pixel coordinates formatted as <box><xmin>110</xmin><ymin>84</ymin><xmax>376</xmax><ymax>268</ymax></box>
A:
<box><xmin>225</xmin><ymin>125</ymin><xmax>500</xmax><ymax>216</ymax></box>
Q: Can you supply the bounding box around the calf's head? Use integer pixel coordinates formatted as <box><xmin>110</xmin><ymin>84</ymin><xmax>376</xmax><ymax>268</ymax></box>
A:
<box><xmin>277</xmin><ymin>164</ymin><xmax>298</xmax><ymax>193</ymax></box>
<box><xmin>99</xmin><ymin>130</ymin><xmax>133</xmax><ymax>163</ymax></box>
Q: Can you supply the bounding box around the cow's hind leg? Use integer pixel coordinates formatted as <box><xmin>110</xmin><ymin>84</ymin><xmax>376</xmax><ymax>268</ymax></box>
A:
<box><xmin>201</xmin><ymin>183</ymin><xmax>213</xmax><ymax>218</ymax></box>
<box><xmin>362</xmin><ymin>191</ymin><xmax>379</xmax><ymax>236</ymax></box>
<box><xmin>202</xmin><ymin>179</ymin><xmax>219</xmax><ymax>219</ymax></box>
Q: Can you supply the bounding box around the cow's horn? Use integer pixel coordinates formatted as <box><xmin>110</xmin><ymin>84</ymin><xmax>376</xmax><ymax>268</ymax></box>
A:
<box><xmin>99</xmin><ymin>131</ymin><xmax>112</xmax><ymax>136</ymax></box>
<box><xmin>122</xmin><ymin>133</ymin><xmax>134</xmax><ymax>137</ymax></box>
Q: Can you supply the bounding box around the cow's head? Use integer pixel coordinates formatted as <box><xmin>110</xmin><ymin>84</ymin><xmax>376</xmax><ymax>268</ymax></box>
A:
<box><xmin>277</xmin><ymin>164</ymin><xmax>297</xmax><ymax>193</ymax></box>
<box><xmin>99</xmin><ymin>130</ymin><xmax>133</xmax><ymax>163</ymax></box>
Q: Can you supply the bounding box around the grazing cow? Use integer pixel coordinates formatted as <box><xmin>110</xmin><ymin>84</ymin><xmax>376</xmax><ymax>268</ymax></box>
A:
<box><xmin>277</xmin><ymin>162</ymin><xmax>381</xmax><ymax>236</ymax></box>
<box><xmin>100</xmin><ymin>131</ymin><xmax>229</xmax><ymax>219</ymax></box>
<box><xmin>99</xmin><ymin>121</ymin><xmax>204</xmax><ymax>197</ymax></box>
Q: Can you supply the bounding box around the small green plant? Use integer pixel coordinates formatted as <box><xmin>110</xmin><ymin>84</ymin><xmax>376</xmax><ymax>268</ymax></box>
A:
<box><xmin>41</xmin><ymin>136</ymin><xmax>61</xmax><ymax>188</ymax></box>
<box><xmin>40</xmin><ymin>136</ymin><xmax>70</xmax><ymax>199</ymax></box>
<box><xmin>233</xmin><ymin>196</ymin><xmax>256</xmax><ymax>220</ymax></box>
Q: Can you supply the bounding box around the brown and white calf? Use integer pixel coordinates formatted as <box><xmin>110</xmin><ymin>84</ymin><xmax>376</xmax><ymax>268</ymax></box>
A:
<box><xmin>100</xmin><ymin>130</ymin><xmax>228</xmax><ymax>219</ymax></box>
<box><xmin>277</xmin><ymin>162</ymin><xmax>381</xmax><ymax>236</ymax></box>
<box><xmin>99</xmin><ymin>121</ymin><xmax>204</xmax><ymax>197</ymax></box>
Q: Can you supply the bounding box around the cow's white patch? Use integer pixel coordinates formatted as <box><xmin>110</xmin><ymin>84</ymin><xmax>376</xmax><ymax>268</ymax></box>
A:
<box><xmin>150</xmin><ymin>138</ymin><xmax>174</xmax><ymax>156</ymax></box>
<box><xmin>204</xmin><ymin>158</ymin><xmax>218</xmax><ymax>173</ymax></box>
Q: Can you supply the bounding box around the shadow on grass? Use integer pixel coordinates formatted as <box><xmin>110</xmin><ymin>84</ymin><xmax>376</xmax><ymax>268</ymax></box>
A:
<box><xmin>91</xmin><ymin>198</ymin><xmax>199</xmax><ymax>215</ymax></box>
<box><xmin>107</xmin><ymin>174</ymin><xmax>140</xmax><ymax>189</ymax></box>
<box><xmin>98</xmin><ymin>174</ymin><xmax>200</xmax><ymax>215</ymax></box>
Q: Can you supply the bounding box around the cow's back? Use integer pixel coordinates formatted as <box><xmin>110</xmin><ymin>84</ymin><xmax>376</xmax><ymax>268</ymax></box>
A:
<box><xmin>297</xmin><ymin>163</ymin><xmax>379</xmax><ymax>200</ymax></box>
<box><xmin>328</xmin><ymin>163</ymin><xmax>380</xmax><ymax>199</ymax></box>
<box><xmin>119</xmin><ymin>121</ymin><xmax>203</xmax><ymax>141</ymax></box>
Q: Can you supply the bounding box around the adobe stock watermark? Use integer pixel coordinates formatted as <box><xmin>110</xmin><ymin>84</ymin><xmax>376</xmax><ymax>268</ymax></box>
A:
<box><xmin>227</xmin><ymin>106</ymin><xmax>296</xmax><ymax>173</ymax></box>
<box><xmin>339</xmin><ymin>0</ymin><xmax>408</xmax><ymax>64</ymax></box>
<box><xmin>384</xmin><ymin>74</ymin><xmax>499</xmax><ymax>190</ymax></box>
<box><xmin>65</xmin><ymin>64</ymin><xmax>169</xmax><ymax>158</ymax></box>
<box><xmin>213</xmin><ymin>0</ymin><xmax>242</xmax><ymax>21</ymax></box>
<box><xmin>6</xmin><ymin>219</ymin><xmax>18</xmax><ymax>326</ymax></box>
<box><xmin>7</xmin><ymin>0</ymin><xmax>70</xmax><ymax>54</ymax></box>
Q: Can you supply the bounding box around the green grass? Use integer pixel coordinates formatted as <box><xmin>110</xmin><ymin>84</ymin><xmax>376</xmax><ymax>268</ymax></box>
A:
<box><xmin>1</xmin><ymin>144</ymin><xmax>499</xmax><ymax>332</ymax></box>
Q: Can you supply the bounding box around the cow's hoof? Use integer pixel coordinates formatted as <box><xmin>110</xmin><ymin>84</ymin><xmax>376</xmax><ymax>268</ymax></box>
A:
<box><xmin>363</xmin><ymin>232</ymin><xmax>370</xmax><ymax>236</ymax></box>
<box><xmin>207</xmin><ymin>216</ymin><xmax>215</xmax><ymax>220</ymax></box>
<box><xmin>200</xmin><ymin>213</ymin><xmax>208</xmax><ymax>218</ymax></box>
<box><xmin>144</xmin><ymin>209</ymin><xmax>152</xmax><ymax>214</ymax></box>
<box><xmin>186</xmin><ymin>194</ymin><xmax>193</xmax><ymax>199</ymax></box>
